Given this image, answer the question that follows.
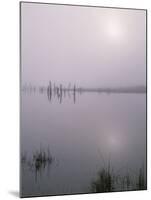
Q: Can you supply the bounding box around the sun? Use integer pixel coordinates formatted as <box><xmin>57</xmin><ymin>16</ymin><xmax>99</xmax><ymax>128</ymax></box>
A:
<box><xmin>103</xmin><ymin>16</ymin><xmax>125</xmax><ymax>43</ymax></box>
<box><xmin>107</xmin><ymin>21</ymin><xmax>122</xmax><ymax>38</ymax></box>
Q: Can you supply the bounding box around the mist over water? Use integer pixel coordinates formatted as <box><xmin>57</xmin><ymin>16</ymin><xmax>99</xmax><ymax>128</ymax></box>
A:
<box><xmin>20</xmin><ymin>2</ymin><xmax>146</xmax><ymax>197</ymax></box>
<box><xmin>21</xmin><ymin>3</ymin><xmax>146</xmax><ymax>87</ymax></box>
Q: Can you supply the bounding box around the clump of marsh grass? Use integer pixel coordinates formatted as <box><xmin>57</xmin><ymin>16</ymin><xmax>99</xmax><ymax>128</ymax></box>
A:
<box><xmin>33</xmin><ymin>149</ymin><xmax>53</xmax><ymax>174</ymax></box>
<box><xmin>21</xmin><ymin>147</ymin><xmax>55</xmax><ymax>181</ymax></box>
<box><xmin>136</xmin><ymin>167</ymin><xmax>146</xmax><ymax>190</ymax></box>
<box><xmin>91</xmin><ymin>162</ymin><xmax>114</xmax><ymax>192</ymax></box>
<box><xmin>91</xmin><ymin>162</ymin><xmax>146</xmax><ymax>192</ymax></box>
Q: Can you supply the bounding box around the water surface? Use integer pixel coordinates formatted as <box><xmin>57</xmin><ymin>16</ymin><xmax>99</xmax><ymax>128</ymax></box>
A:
<box><xmin>21</xmin><ymin>88</ymin><xmax>146</xmax><ymax>196</ymax></box>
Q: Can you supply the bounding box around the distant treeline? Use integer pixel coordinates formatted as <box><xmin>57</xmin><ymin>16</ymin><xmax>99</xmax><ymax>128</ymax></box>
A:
<box><xmin>22</xmin><ymin>83</ymin><xmax>146</xmax><ymax>94</ymax></box>
<box><xmin>84</xmin><ymin>86</ymin><xmax>146</xmax><ymax>93</ymax></box>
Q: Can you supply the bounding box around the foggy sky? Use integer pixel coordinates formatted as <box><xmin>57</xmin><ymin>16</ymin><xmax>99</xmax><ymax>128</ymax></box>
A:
<box><xmin>21</xmin><ymin>3</ymin><xmax>146</xmax><ymax>87</ymax></box>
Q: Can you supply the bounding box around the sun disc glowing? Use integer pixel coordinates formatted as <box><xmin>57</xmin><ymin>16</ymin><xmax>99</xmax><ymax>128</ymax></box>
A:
<box><xmin>107</xmin><ymin>22</ymin><xmax>121</xmax><ymax>38</ymax></box>
<box><xmin>103</xmin><ymin>16</ymin><xmax>125</xmax><ymax>43</ymax></box>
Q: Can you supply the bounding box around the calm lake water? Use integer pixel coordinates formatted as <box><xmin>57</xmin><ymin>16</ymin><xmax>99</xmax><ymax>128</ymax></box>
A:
<box><xmin>20</xmin><ymin>89</ymin><xmax>146</xmax><ymax>196</ymax></box>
